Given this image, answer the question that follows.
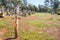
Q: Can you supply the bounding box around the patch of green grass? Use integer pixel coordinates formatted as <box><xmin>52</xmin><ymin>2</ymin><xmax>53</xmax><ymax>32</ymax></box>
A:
<box><xmin>56</xmin><ymin>24</ymin><xmax>60</xmax><ymax>27</ymax></box>
<box><xmin>50</xmin><ymin>19</ymin><xmax>58</xmax><ymax>22</ymax></box>
<box><xmin>4</xmin><ymin>29</ymin><xmax>15</xmax><ymax>38</ymax></box>
<box><xmin>34</xmin><ymin>13</ymin><xmax>51</xmax><ymax>16</ymax></box>
<box><xmin>19</xmin><ymin>30</ymin><xmax>55</xmax><ymax>40</ymax></box>
<box><xmin>52</xmin><ymin>24</ymin><xmax>60</xmax><ymax>27</ymax></box>
<box><xmin>3</xmin><ymin>23</ymin><xmax>14</xmax><ymax>38</ymax></box>
<box><xmin>24</xmin><ymin>20</ymin><xmax>51</xmax><ymax>29</ymax></box>
<box><xmin>4</xmin><ymin>29</ymin><xmax>55</xmax><ymax>40</ymax></box>
<box><xmin>0</xmin><ymin>19</ymin><xmax>7</xmax><ymax>29</ymax></box>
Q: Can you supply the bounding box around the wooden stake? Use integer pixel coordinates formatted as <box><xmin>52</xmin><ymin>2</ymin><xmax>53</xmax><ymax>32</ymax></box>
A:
<box><xmin>14</xmin><ymin>15</ymin><xmax>18</xmax><ymax>38</ymax></box>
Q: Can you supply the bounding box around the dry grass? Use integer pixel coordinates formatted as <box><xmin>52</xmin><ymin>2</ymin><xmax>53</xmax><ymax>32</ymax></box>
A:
<box><xmin>0</xmin><ymin>13</ymin><xmax>60</xmax><ymax>40</ymax></box>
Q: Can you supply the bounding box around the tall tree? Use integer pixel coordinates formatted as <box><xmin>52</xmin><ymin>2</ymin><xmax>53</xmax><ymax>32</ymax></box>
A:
<box><xmin>45</xmin><ymin>0</ymin><xmax>59</xmax><ymax>14</ymax></box>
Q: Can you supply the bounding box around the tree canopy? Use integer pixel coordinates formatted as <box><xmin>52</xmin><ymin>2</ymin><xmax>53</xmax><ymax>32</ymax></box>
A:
<box><xmin>45</xmin><ymin>0</ymin><xmax>60</xmax><ymax>14</ymax></box>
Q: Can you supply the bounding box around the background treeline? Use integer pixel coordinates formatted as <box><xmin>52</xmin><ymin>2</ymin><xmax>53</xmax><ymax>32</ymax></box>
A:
<box><xmin>0</xmin><ymin>0</ymin><xmax>60</xmax><ymax>16</ymax></box>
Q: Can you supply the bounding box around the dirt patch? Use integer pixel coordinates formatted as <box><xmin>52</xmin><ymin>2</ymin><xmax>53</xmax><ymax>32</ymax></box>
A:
<box><xmin>0</xmin><ymin>28</ymin><xmax>8</xmax><ymax>40</ymax></box>
<box><xmin>40</xmin><ymin>27</ymin><xmax>60</xmax><ymax>40</ymax></box>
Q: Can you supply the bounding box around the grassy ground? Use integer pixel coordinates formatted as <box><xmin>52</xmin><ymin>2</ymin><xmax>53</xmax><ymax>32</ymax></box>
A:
<box><xmin>0</xmin><ymin>13</ymin><xmax>60</xmax><ymax>40</ymax></box>
<box><xmin>0</xmin><ymin>19</ymin><xmax>7</xmax><ymax>29</ymax></box>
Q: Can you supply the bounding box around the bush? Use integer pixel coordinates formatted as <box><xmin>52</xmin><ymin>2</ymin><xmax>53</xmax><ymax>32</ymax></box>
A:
<box><xmin>57</xmin><ymin>13</ymin><xmax>60</xmax><ymax>15</ymax></box>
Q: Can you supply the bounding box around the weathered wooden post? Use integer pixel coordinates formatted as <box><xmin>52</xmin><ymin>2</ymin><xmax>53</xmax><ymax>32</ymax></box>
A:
<box><xmin>14</xmin><ymin>15</ymin><xmax>18</xmax><ymax>38</ymax></box>
<box><xmin>14</xmin><ymin>6</ymin><xmax>18</xmax><ymax>38</ymax></box>
<box><xmin>14</xmin><ymin>5</ymin><xmax>20</xmax><ymax>38</ymax></box>
<box><xmin>4</xmin><ymin>6</ymin><xmax>20</xmax><ymax>40</ymax></box>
